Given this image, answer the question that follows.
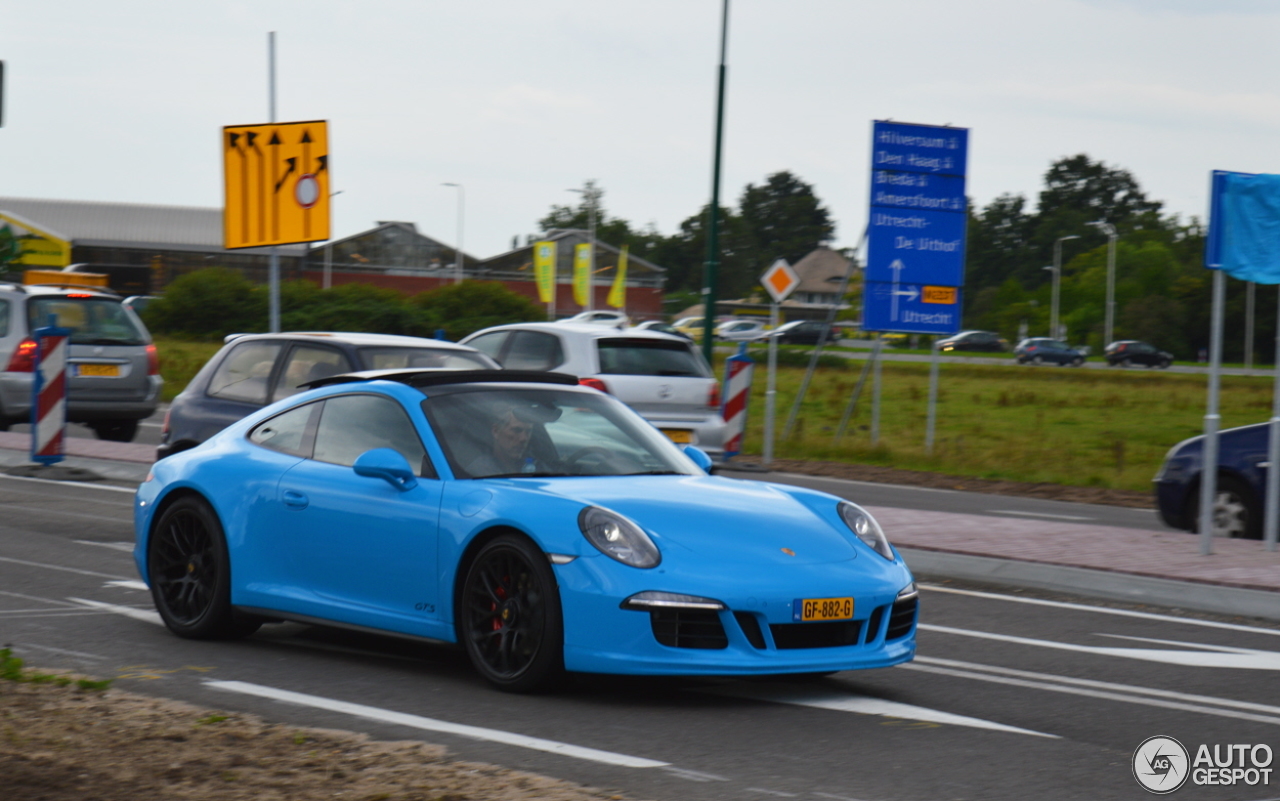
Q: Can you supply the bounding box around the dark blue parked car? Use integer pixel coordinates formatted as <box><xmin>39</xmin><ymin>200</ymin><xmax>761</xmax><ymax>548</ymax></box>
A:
<box><xmin>1154</xmin><ymin>422</ymin><xmax>1267</xmax><ymax>539</ymax></box>
<box><xmin>1014</xmin><ymin>338</ymin><xmax>1085</xmax><ymax>367</ymax></box>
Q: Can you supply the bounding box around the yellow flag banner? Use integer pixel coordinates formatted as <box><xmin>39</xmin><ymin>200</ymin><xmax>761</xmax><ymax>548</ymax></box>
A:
<box><xmin>607</xmin><ymin>245</ymin><xmax>628</xmax><ymax>309</ymax></box>
<box><xmin>533</xmin><ymin>241</ymin><xmax>557</xmax><ymax>303</ymax></box>
<box><xmin>573</xmin><ymin>243</ymin><xmax>591</xmax><ymax>307</ymax></box>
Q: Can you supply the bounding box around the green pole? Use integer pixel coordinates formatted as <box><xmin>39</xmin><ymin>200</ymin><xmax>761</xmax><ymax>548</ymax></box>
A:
<box><xmin>701</xmin><ymin>0</ymin><xmax>729</xmax><ymax>364</ymax></box>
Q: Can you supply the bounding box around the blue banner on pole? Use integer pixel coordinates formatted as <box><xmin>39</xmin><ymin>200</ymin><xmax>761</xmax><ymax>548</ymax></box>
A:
<box><xmin>1206</xmin><ymin>169</ymin><xmax>1280</xmax><ymax>285</ymax></box>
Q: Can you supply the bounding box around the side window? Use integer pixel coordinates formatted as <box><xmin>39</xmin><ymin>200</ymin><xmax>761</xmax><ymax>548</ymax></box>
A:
<box><xmin>0</xmin><ymin>299</ymin><xmax>10</xmax><ymax>337</ymax></box>
<box><xmin>503</xmin><ymin>331</ymin><xmax>564</xmax><ymax>370</ymax></box>
<box><xmin>208</xmin><ymin>341</ymin><xmax>283</xmax><ymax>404</ymax></box>
<box><xmin>247</xmin><ymin>402</ymin><xmax>319</xmax><ymax>457</ymax></box>
<box><xmin>312</xmin><ymin>394</ymin><xmax>434</xmax><ymax>477</ymax></box>
<box><xmin>466</xmin><ymin>331</ymin><xmax>509</xmax><ymax>361</ymax></box>
<box><xmin>272</xmin><ymin>345</ymin><xmax>353</xmax><ymax>400</ymax></box>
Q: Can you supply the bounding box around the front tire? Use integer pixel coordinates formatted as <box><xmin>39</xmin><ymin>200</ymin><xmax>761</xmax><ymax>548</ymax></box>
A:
<box><xmin>1188</xmin><ymin>476</ymin><xmax>1262</xmax><ymax>540</ymax></box>
<box><xmin>1031</xmin><ymin>355</ymin><xmax>1044</xmax><ymax>366</ymax></box>
<box><xmin>148</xmin><ymin>496</ymin><xmax>260</xmax><ymax>639</ymax></box>
<box><xmin>1071</xmin><ymin>357</ymin><xmax>1084</xmax><ymax>367</ymax></box>
<box><xmin>460</xmin><ymin>534</ymin><xmax>564</xmax><ymax>692</ymax></box>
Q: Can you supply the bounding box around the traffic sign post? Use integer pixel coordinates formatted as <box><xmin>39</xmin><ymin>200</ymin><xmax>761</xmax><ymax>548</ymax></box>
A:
<box><xmin>760</xmin><ymin>258</ymin><xmax>798</xmax><ymax>467</ymax></box>
<box><xmin>863</xmin><ymin>120</ymin><xmax>969</xmax><ymax>451</ymax></box>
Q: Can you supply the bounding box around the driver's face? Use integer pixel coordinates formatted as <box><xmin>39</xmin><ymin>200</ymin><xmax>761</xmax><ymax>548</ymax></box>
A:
<box><xmin>493</xmin><ymin>411</ymin><xmax>532</xmax><ymax>461</ymax></box>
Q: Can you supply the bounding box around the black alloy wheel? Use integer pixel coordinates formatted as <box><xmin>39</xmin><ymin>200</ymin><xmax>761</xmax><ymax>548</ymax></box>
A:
<box><xmin>460</xmin><ymin>534</ymin><xmax>564</xmax><ymax>692</ymax></box>
<box><xmin>149</xmin><ymin>496</ymin><xmax>260</xmax><ymax>639</ymax></box>
<box><xmin>1188</xmin><ymin>476</ymin><xmax>1262</xmax><ymax>540</ymax></box>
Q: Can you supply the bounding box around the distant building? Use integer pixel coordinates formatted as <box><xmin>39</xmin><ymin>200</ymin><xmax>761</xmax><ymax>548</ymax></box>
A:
<box><xmin>684</xmin><ymin>246</ymin><xmax>856</xmax><ymax>321</ymax></box>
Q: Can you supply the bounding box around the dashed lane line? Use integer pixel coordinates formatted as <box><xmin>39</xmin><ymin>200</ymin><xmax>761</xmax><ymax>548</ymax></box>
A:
<box><xmin>985</xmin><ymin>510</ymin><xmax>1093</xmax><ymax>521</ymax></box>
<box><xmin>0</xmin><ymin>472</ymin><xmax>136</xmax><ymax>493</ymax></box>
<box><xmin>77</xmin><ymin>540</ymin><xmax>135</xmax><ymax>552</ymax></box>
<box><xmin>205</xmin><ymin>680</ymin><xmax>670</xmax><ymax>769</ymax></box>
<box><xmin>0</xmin><ymin>555</ymin><xmax>130</xmax><ymax>580</ymax></box>
<box><xmin>67</xmin><ymin>597</ymin><xmax>163</xmax><ymax>626</ymax></box>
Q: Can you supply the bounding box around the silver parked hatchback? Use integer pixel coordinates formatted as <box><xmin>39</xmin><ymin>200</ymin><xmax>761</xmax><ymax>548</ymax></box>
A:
<box><xmin>460</xmin><ymin>322</ymin><xmax>728</xmax><ymax>456</ymax></box>
<box><xmin>0</xmin><ymin>283</ymin><xmax>162</xmax><ymax>441</ymax></box>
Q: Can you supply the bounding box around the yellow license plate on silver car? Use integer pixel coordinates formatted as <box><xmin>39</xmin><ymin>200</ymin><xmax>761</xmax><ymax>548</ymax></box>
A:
<box><xmin>793</xmin><ymin>597</ymin><xmax>853</xmax><ymax>622</ymax></box>
<box><xmin>661</xmin><ymin>429</ymin><xmax>693</xmax><ymax>444</ymax></box>
<box><xmin>78</xmin><ymin>364</ymin><xmax>120</xmax><ymax>377</ymax></box>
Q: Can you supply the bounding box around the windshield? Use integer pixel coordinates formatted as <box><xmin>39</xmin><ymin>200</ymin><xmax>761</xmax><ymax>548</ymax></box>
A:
<box><xmin>27</xmin><ymin>297</ymin><xmax>148</xmax><ymax>345</ymax></box>
<box><xmin>358</xmin><ymin>346</ymin><xmax>494</xmax><ymax>370</ymax></box>
<box><xmin>423</xmin><ymin>387</ymin><xmax>698</xmax><ymax>479</ymax></box>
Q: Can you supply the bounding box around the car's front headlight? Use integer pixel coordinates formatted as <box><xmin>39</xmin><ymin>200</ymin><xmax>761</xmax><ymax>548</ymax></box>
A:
<box><xmin>578</xmin><ymin>506</ymin><xmax>661</xmax><ymax>568</ymax></box>
<box><xmin>838</xmin><ymin>501</ymin><xmax>894</xmax><ymax>560</ymax></box>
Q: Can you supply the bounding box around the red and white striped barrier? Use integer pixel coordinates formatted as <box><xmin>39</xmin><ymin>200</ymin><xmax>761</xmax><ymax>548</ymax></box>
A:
<box><xmin>31</xmin><ymin>323</ymin><xmax>69</xmax><ymax>465</ymax></box>
<box><xmin>720</xmin><ymin>346</ymin><xmax>754</xmax><ymax>458</ymax></box>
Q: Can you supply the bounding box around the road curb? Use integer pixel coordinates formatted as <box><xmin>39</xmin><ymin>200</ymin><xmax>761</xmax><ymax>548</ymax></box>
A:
<box><xmin>900</xmin><ymin>547</ymin><xmax>1280</xmax><ymax>623</ymax></box>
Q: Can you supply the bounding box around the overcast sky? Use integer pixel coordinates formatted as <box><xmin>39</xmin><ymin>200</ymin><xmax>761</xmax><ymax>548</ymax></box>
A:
<box><xmin>4</xmin><ymin>0</ymin><xmax>1278</xmax><ymax>260</ymax></box>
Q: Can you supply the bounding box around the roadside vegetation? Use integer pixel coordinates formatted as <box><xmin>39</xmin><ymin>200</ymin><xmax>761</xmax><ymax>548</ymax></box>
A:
<box><xmin>728</xmin><ymin>353</ymin><xmax>1269</xmax><ymax>493</ymax></box>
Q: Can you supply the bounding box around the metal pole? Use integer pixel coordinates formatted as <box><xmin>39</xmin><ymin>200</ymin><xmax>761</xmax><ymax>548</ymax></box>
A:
<box><xmin>1198</xmin><ymin>268</ymin><xmax>1226</xmax><ymax>555</ymax></box>
<box><xmin>322</xmin><ymin>189</ymin><xmax>342</xmax><ymax>290</ymax></box>
<box><xmin>267</xmin><ymin>31</ymin><xmax>280</xmax><ymax>333</ymax></box>
<box><xmin>871</xmin><ymin>334</ymin><xmax>883</xmax><ymax>445</ymax></box>
<box><xmin>1051</xmin><ymin>235</ymin><xmax>1079</xmax><ymax>339</ymax></box>
<box><xmin>925</xmin><ymin>340</ymin><xmax>940</xmax><ymax>453</ymax></box>
<box><xmin>700</xmin><ymin>0</ymin><xmax>729</xmax><ymax>363</ymax></box>
<box><xmin>1246</xmin><ymin>281</ymin><xmax>1255</xmax><ymax>370</ymax></box>
<box><xmin>763</xmin><ymin>301</ymin><xmax>778</xmax><ymax>467</ymax></box>
<box><xmin>1102</xmin><ymin>225</ymin><xmax>1117</xmax><ymax>347</ymax></box>
<box><xmin>586</xmin><ymin>187</ymin><xmax>596</xmax><ymax>312</ymax></box>
<box><xmin>455</xmin><ymin>184</ymin><xmax>465</xmax><ymax>284</ymax></box>
<box><xmin>833</xmin><ymin>346</ymin><xmax>876</xmax><ymax>444</ymax></box>
<box><xmin>1266</xmin><ymin>283</ymin><xmax>1280</xmax><ymax>551</ymax></box>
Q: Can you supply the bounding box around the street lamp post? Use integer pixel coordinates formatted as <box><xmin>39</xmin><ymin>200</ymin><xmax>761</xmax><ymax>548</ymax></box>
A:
<box><xmin>1051</xmin><ymin>235</ymin><xmax>1080</xmax><ymax>339</ymax></box>
<box><xmin>1088</xmin><ymin>222</ymin><xmax>1117</xmax><ymax>347</ymax></box>
<box><xmin>442</xmin><ymin>183</ymin><xmax>464</xmax><ymax>284</ymax></box>
<box><xmin>568</xmin><ymin>183</ymin><xmax>601</xmax><ymax>312</ymax></box>
<box><xmin>323</xmin><ymin>189</ymin><xmax>344</xmax><ymax>290</ymax></box>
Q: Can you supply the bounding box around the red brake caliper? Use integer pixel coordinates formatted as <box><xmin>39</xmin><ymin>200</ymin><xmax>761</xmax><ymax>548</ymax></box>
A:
<box><xmin>491</xmin><ymin>578</ymin><xmax>509</xmax><ymax>631</ymax></box>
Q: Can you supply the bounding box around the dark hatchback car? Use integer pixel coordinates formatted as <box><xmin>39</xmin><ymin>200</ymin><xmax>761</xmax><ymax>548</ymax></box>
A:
<box><xmin>763</xmin><ymin>320</ymin><xmax>832</xmax><ymax>345</ymax></box>
<box><xmin>1014</xmin><ymin>338</ymin><xmax>1085</xmax><ymax>366</ymax></box>
<box><xmin>1105</xmin><ymin>340</ymin><xmax>1173</xmax><ymax>369</ymax></box>
<box><xmin>1155</xmin><ymin>422</ymin><xmax>1267</xmax><ymax>539</ymax></box>
<box><xmin>158</xmin><ymin>332</ymin><xmax>498</xmax><ymax>458</ymax></box>
<box><xmin>935</xmin><ymin>330</ymin><xmax>1008</xmax><ymax>353</ymax></box>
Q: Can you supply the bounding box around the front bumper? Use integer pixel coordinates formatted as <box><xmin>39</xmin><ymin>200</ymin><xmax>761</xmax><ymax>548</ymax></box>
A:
<box><xmin>553</xmin><ymin>554</ymin><xmax>917</xmax><ymax>676</ymax></box>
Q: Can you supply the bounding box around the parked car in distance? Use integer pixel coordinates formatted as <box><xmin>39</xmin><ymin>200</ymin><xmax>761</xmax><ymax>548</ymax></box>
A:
<box><xmin>1014</xmin><ymin>338</ymin><xmax>1085</xmax><ymax>366</ymax></box>
<box><xmin>633</xmin><ymin>320</ymin><xmax>693</xmax><ymax>340</ymax></box>
<box><xmin>1155</xmin><ymin>422</ymin><xmax>1266</xmax><ymax>539</ymax></box>
<box><xmin>122</xmin><ymin>295</ymin><xmax>159</xmax><ymax>316</ymax></box>
<box><xmin>1105</xmin><ymin>340</ymin><xmax>1173</xmax><ymax>369</ymax></box>
<box><xmin>136</xmin><ymin>368</ymin><xmax>918</xmax><ymax>692</ymax></box>
<box><xmin>0</xmin><ymin>283</ymin><xmax>161</xmax><ymax>441</ymax></box>
<box><xmin>460</xmin><ymin>322</ymin><xmax>728</xmax><ymax>456</ymax></box>
<box><xmin>715</xmin><ymin>319</ymin><xmax>769</xmax><ymax>342</ymax></box>
<box><xmin>158</xmin><ymin>332</ymin><xmax>497</xmax><ymax>459</ymax></box>
<box><xmin>671</xmin><ymin>316</ymin><xmax>710</xmax><ymax>339</ymax></box>
<box><xmin>561</xmin><ymin>310</ymin><xmax>630</xmax><ymax>327</ymax></box>
<box><xmin>935</xmin><ymin>330</ymin><xmax>1008</xmax><ymax>353</ymax></box>
<box><xmin>760</xmin><ymin>320</ymin><xmax>833</xmax><ymax>346</ymax></box>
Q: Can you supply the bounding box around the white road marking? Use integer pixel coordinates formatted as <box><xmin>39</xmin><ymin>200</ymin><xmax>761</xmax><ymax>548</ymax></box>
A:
<box><xmin>814</xmin><ymin>793</ymin><xmax>875</xmax><ymax>801</ymax></box>
<box><xmin>920</xmin><ymin>583</ymin><xmax>1280</xmax><ymax>637</ymax></box>
<box><xmin>986</xmin><ymin>510</ymin><xmax>1093</xmax><ymax>521</ymax></box>
<box><xmin>0</xmin><ymin>555</ymin><xmax>130</xmax><ymax>580</ymax></box>
<box><xmin>920</xmin><ymin>623</ymin><xmax>1280</xmax><ymax>670</ymax></box>
<box><xmin>904</xmin><ymin>662</ymin><xmax>1280</xmax><ymax>727</ymax></box>
<box><xmin>0</xmin><ymin>590</ymin><xmax>85</xmax><ymax>607</ymax></box>
<box><xmin>0</xmin><ymin>472</ymin><xmax>136</xmax><ymax>493</ymax></box>
<box><xmin>699</xmin><ymin>683</ymin><xmax>1056</xmax><ymax>738</ymax></box>
<box><xmin>77</xmin><ymin>540</ymin><xmax>135</xmax><ymax>552</ymax></box>
<box><xmin>67</xmin><ymin>597</ymin><xmax>164</xmax><ymax>626</ymax></box>
<box><xmin>661</xmin><ymin>767</ymin><xmax>730</xmax><ymax>782</ymax></box>
<box><xmin>205</xmin><ymin>680</ymin><xmax>670</xmax><ymax>769</ymax></box>
<box><xmin>12</xmin><ymin>642</ymin><xmax>106</xmax><ymax>660</ymax></box>
<box><xmin>104</xmin><ymin>579</ymin><xmax>148</xmax><ymax>591</ymax></box>
<box><xmin>745</xmin><ymin>788</ymin><xmax>797</xmax><ymax>797</ymax></box>
<box><xmin>914</xmin><ymin>655</ymin><xmax>1280</xmax><ymax>716</ymax></box>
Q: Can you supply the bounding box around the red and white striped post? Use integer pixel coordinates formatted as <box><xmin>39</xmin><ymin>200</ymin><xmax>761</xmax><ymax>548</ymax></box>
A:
<box><xmin>30</xmin><ymin>316</ymin><xmax>70</xmax><ymax>465</ymax></box>
<box><xmin>720</xmin><ymin>342</ymin><xmax>754</xmax><ymax>460</ymax></box>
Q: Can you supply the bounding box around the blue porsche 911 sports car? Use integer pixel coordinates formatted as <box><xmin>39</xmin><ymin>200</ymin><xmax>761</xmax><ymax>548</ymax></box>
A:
<box><xmin>134</xmin><ymin>370</ymin><xmax>918</xmax><ymax>691</ymax></box>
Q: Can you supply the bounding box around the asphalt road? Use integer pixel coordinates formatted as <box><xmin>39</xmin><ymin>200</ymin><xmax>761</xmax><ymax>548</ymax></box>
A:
<box><xmin>4</xmin><ymin>474</ymin><xmax>1277</xmax><ymax>800</ymax></box>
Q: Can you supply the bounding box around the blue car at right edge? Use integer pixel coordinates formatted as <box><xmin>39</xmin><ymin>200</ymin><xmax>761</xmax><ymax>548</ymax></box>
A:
<box><xmin>1154</xmin><ymin>422</ymin><xmax>1268</xmax><ymax>540</ymax></box>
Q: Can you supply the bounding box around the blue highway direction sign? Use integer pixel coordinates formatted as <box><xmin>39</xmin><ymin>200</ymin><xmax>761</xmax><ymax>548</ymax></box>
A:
<box><xmin>864</xmin><ymin>120</ymin><xmax>968</xmax><ymax>335</ymax></box>
<box><xmin>862</xmin><ymin>280</ymin><xmax>962</xmax><ymax>335</ymax></box>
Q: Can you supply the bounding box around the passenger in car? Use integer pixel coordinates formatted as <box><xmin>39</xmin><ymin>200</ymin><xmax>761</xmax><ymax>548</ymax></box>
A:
<box><xmin>467</xmin><ymin>406</ymin><xmax>536</xmax><ymax>476</ymax></box>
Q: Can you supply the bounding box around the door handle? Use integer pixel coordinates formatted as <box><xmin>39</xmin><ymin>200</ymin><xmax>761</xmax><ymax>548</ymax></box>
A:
<box><xmin>283</xmin><ymin>490</ymin><xmax>309</xmax><ymax>510</ymax></box>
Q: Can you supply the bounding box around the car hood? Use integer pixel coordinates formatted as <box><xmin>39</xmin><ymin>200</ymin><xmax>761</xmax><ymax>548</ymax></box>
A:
<box><xmin>521</xmin><ymin>475</ymin><xmax>861</xmax><ymax>566</ymax></box>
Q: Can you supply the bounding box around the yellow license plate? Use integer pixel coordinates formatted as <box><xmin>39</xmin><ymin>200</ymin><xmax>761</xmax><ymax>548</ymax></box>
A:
<box><xmin>661</xmin><ymin>429</ymin><xmax>693</xmax><ymax>444</ymax></box>
<box><xmin>794</xmin><ymin>597</ymin><xmax>854</xmax><ymax>622</ymax></box>
<box><xmin>78</xmin><ymin>364</ymin><xmax>120</xmax><ymax>377</ymax></box>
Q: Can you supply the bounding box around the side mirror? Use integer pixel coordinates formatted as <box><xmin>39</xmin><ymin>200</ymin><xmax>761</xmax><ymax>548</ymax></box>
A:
<box><xmin>682</xmin><ymin>445</ymin><xmax>715</xmax><ymax>474</ymax></box>
<box><xmin>353</xmin><ymin>448</ymin><xmax>418</xmax><ymax>491</ymax></box>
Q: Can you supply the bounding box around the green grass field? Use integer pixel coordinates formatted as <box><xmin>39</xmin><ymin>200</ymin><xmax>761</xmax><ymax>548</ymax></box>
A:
<box><xmin>730</xmin><ymin>355</ymin><xmax>1273</xmax><ymax>492</ymax></box>
<box><xmin>153</xmin><ymin>338</ymin><xmax>1271</xmax><ymax>493</ymax></box>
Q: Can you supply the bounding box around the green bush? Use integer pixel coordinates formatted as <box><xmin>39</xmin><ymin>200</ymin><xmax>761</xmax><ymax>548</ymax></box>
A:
<box><xmin>142</xmin><ymin>268</ymin><xmax>265</xmax><ymax>339</ymax></box>
<box><xmin>410</xmin><ymin>281</ymin><xmax>546</xmax><ymax>340</ymax></box>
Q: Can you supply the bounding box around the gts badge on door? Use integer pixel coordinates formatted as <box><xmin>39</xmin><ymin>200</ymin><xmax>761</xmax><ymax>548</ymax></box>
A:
<box><xmin>414</xmin><ymin>602</ymin><xmax>435</xmax><ymax>613</ymax></box>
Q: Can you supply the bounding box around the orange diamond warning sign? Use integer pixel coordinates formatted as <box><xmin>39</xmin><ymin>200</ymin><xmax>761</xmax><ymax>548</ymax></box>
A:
<box><xmin>761</xmin><ymin>259</ymin><xmax>800</xmax><ymax>303</ymax></box>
